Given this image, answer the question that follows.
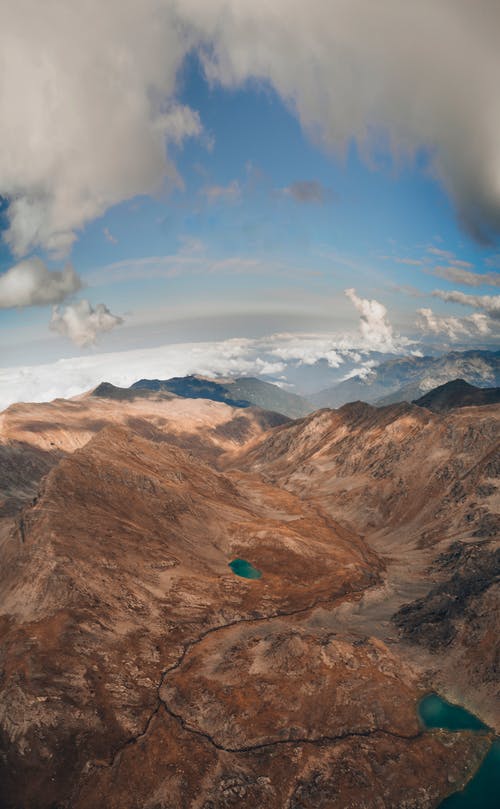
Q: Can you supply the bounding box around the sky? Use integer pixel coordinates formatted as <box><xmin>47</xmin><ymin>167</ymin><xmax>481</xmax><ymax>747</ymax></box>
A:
<box><xmin>0</xmin><ymin>1</ymin><xmax>499</xmax><ymax>408</ymax></box>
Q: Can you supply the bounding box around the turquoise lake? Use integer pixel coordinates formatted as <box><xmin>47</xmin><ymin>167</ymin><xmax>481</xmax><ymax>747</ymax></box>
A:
<box><xmin>419</xmin><ymin>693</ymin><xmax>488</xmax><ymax>732</ymax></box>
<box><xmin>418</xmin><ymin>693</ymin><xmax>498</xmax><ymax>808</ymax></box>
<box><xmin>228</xmin><ymin>558</ymin><xmax>262</xmax><ymax>579</ymax></box>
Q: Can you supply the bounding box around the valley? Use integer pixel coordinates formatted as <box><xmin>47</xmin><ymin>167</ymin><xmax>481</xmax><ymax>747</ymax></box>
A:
<box><xmin>0</xmin><ymin>382</ymin><xmax>498</xmax><ymax>808</ymax></box>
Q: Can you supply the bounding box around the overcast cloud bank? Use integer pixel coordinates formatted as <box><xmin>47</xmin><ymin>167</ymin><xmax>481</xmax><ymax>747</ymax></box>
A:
<box><xmin>2</xmin><ymin>0</ymin><xmax>500</xmax><ymax>258</ymax></box>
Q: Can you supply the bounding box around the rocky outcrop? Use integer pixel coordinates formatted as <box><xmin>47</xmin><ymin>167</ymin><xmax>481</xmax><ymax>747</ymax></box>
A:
<box><xmin>394</xmin><ymin>541</ymin><xmax>500</xmax><ymax>649</ymax></box>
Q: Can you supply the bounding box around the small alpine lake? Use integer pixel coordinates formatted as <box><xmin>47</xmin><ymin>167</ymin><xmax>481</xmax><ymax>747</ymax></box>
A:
<box><xmin>419</xmin><ymin>693</ymin><xmax>498</xmax><ymax>808</ymax></box>
<box><xmin>419</xmin><ymin>693</ymin><xmax>488</xmax><ymax>732</ymax></box>
<box><xmin>228</xmin><ymin>558</ymin><xmax>262</xmax><ymax>579</ymax></box>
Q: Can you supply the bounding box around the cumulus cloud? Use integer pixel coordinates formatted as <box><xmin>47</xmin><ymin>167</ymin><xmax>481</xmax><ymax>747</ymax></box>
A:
<box><xmin>417</xmin><ymin>307</ymin><xmax>492</xmax><ymax>341</ymax></box>
<box><xmin>0</xmin><ymin>258</ymin><xmax>81</xmax><ymax>308</ymax></box>
<box><xmin>433</xmin><ymin>266</ymin><xmax>500</xmax><ymax>287</ymax></box>
<box><xmin>283</xmin><ymin>180</ymin><xmax>328</xmax><ymax>204</ymax></box>
<box><xmin>345</xmin><ymin>288</ymin><xmax>399</xmax><ymax>351</ymax></box>
<box><xmin>0</xmin><ymin>1</ymin><xmax>202</xmax><ymax>256</ymax></box>
<box><xmin>432</xmin><ymin>289</ymin><xmax>500</xmax><ymax>319</ymax></box>
<box><xmin>3</xmin><ymin>2</ymin><xmax>500</xmax><ymax>256</ymax></box>
<box><xmin>50</xmin><ymin>300</ymin><xmax>123</xmax><ymax>347</ymax></box>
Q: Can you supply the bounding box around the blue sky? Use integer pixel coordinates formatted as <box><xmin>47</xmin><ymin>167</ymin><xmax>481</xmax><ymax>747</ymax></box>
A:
<box><xmin>0</xmin><ymin>2</ymin><xmax>499</xmax><ymax>403</ymax></box>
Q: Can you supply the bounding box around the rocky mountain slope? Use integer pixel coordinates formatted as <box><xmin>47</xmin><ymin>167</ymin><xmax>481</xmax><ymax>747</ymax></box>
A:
<box><xmin>0</xmin><ymin>387</ymin><xmax>498</xmax><ymax>808</ymax></box>
<box><xmin>229</xmin><ymin>400</ymin><xmax>500</xmax><ymax>723</ymax></box>
<box><xmin>0</xmin><ymin>388</ymin><xmax>287</xmax><ymax>518</ymax></box>
<box><xmin>130</xmin><ymin>374</ymin><xmax>311</xmax><ymax>418</ymax></box>
<box><xmin>413</xmin><ymin>378</ymin><xmax>500</xmax><ymax>412</ymax></box>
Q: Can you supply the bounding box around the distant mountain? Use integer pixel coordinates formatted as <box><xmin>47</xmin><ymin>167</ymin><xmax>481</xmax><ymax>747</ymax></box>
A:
<box><xmin>413</xmin><ymin>379</ymin><xmax>500</xmax><ymax>413</ymax></box>
<box><xmin>310</xmin><ymin>350</ymin><xmax>500</xmax><ymax>408</ymax></box>
<box><xmin>130</xmin><ymin>374</ymin><xmax>311</xmax><ymax>418</ymax></box>
<box><xmin>91</xmin><ymin>381</ymin><xmax>174</xmax><ymax>401</ymax></box>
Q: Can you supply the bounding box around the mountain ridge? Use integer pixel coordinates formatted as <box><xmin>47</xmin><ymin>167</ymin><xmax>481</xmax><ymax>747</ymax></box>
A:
<box><xmin>130</xmin><ymin>374</ymin><xmax>311</xmax><ymax>418</ymax></box>
<box><xmin>311</xmin><ymin>349</ymin><xmax>500</xmax><ymax>408</ymax></box>
<box><xmin>413</xmin><ymin>378</ymin><xmax>500</xmax><ymax>412</ymax></box>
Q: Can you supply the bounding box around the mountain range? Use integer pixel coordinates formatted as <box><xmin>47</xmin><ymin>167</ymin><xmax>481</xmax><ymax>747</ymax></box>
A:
<box><xmin>93</xmin><ymin>349</ymin><xmax>500</xmax><ymax>420</ymax></box>
<box><xmin>310</xmin><ymin>349</ymin><xmax>500</xmax><ymax>408</ymax></box>
<box><xmin>0</xmin><ymin>377</ymin><xmax>498</xmax><ymax>808</ymax></box>
<box><xmin>129</xmin><ymin>374</ymin><xmax>311</xmax><ymax>418</ymax></box>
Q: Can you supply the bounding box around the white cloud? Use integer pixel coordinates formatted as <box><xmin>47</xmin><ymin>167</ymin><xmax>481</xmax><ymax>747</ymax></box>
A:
<box><xmin>433</xmin><ymin>265</ymin><xmax>500</xmax><ymax>287</ymax></box>
<box><xmin>0</xmin><ymin>324</ymin><xmax>414</xmax><ymax>412</ymax></box>
<box><xmin>345</xmin><ymin>288</ymin><xmax>401</xmax><ymax>352</ymax></box>
<box><xmin>3</xmin><ymin>2</ymin><xmax>500</xmax><ymax>258</ymax></box>
<box><xmin>0</xmin><ymin>337</ymin><xmax>283</xmax><ymax>411</ymax></box>
<box><xmin>0</xmin><ymin>1</ymin><xmax>201</xmax><ymax>257</ymax></box>
<box><xmin>432</xmin><ymin>289</ymin><xmax>500</xmax><ymax>319</ymax></box>
<box><xmin>50</xmin><ymin>300</ymin><xmax>123</xmax><ymax>347</ymax></box>
<box><xmin>417</xmin><ymin>307</ymin><xmax>492</xmax><ymax>341</ymax></box>
<box><xmin>266</xmin><ymin>336</ymin><xmax>345</xmax><ymax>368</ymax></box>
<box><xmin>191</xmin><ymin>0</ymin><xmax>500</xmax><ymax>243</ymax></box>
<box><xmin>339</xmin><ymin>361</ymin><xmax>378</xmax><ymax>382</ymax></box>
<box><xmin>0</xmin><ymin>258</ymin><xmax>81</xmax><ymax>308</ymax></box>
<box><xmin>427</xmin><ymin>247</ymin><xmax>456</xmax><ymax>261</ymax></box>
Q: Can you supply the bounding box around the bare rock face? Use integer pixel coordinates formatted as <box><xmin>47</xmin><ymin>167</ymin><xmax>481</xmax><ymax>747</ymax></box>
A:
<box><xmin>0</xmin><ymin>396</ymin><xmax>498</xmax><ymax>807</ymax></box>
<box><xmin>394</xmin><ymin>541</ymin><xmax>500</xmax><ymax>650</ymax></box>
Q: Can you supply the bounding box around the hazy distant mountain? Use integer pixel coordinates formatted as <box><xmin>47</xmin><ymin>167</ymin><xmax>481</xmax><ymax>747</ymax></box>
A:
<box><xmin>311</xmin><ymin>350</ymin><xmax>500</xmax><ymax>408</ymax></box>
<box><xmin>413</xmin><ymin>379</ymin><xmax>500</xmax><ymax>413</ymax></box>
<box><xmin>130</xmin><ymin>374</ymin><xmax>311</xmax><ymax>418</ymax></box>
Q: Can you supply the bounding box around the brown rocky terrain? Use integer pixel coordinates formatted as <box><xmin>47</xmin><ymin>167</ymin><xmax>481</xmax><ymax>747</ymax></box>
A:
<box><xmin>0</xmin><ymin>388</ymin><xmax>287</xmax><ymax>517</ymax></box>
<box><xmin>0</xmin><ymin>390</ymin><xmax>498</xmax><ymax>807</ymax></box>
<box><xmin>228</xmin><ymin>401</ymin><xmax>500</xmax><ymax>726</ymax></box>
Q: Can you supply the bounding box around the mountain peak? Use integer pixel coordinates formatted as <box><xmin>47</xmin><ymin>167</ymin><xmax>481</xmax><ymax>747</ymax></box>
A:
<box><xmin>413</xmin><ymin>378</ymin><xmax>500</xmax><ymax>413</ymax></box>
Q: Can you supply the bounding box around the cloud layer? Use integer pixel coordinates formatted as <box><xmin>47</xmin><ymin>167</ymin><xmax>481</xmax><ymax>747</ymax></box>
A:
<box><xmin>0</xmin><ymin>287</ymin><xmax>412</xmax><ymax>410</ymax></box>
<box><xmin>0</xmin><ymin>258</ymin><xmax>81</xmax><ymax>308</ymax></box>
<box><xmin>433</xmin><ymin>290</ymin><xmax>500</xmax><ymax>320</ymax></box>
<box><xmin>2</xmin><ymin>1</ymin><xmax>500</xmax><ymax>257</ymax></box>
<box><xmin>433</xmin><ymin>266</ymin><xmax>500</xmax><ymax>287</ymax></box>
